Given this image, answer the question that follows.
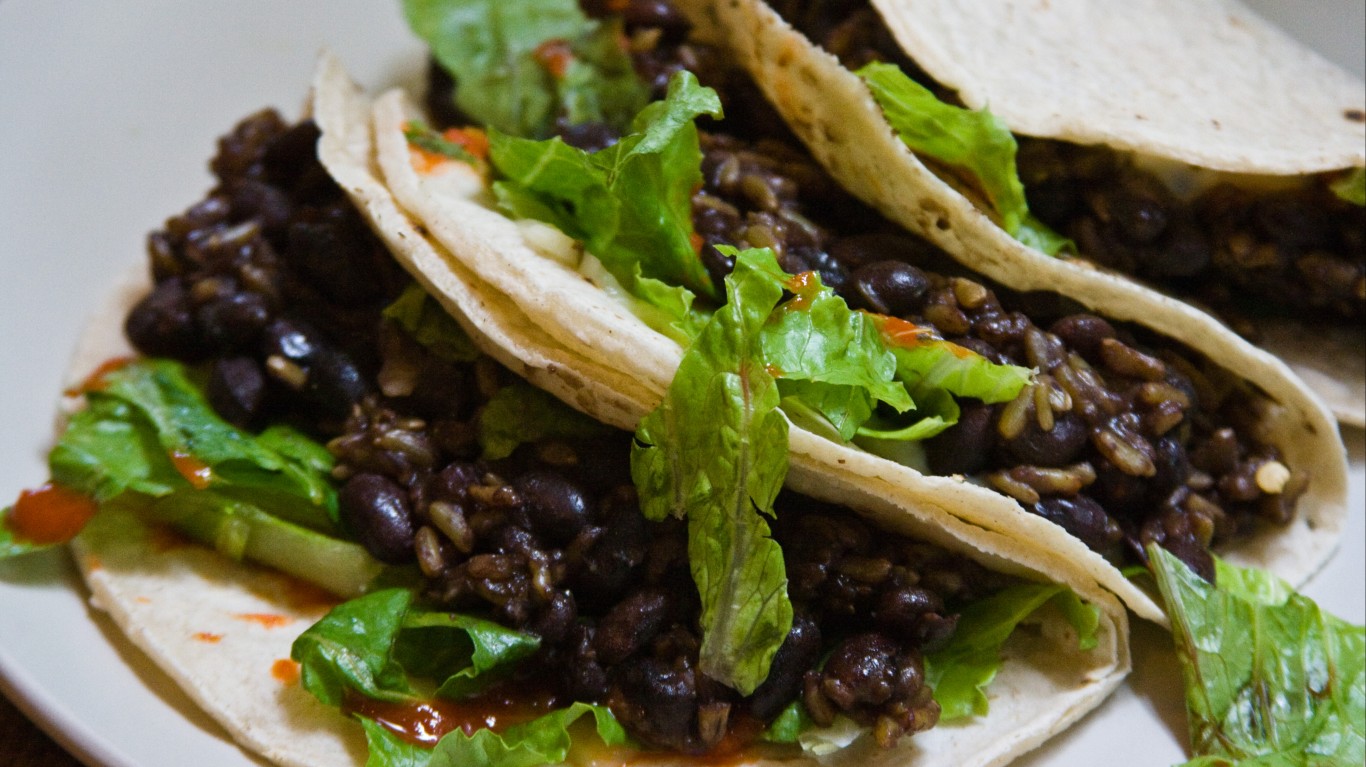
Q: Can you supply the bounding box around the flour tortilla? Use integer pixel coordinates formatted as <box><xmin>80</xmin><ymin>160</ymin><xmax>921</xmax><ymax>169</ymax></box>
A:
<box><xmin>362</xmin><ymin>0</ymin><xmax>1350</xmax><ymax>627</ymax></box>
<box><xmin>677</xmin><ymin>0</ymin><xmax>1366</xmax><ymax>425</ymax></box>
<box><xmin>49</xmin><ymin>55</ymin><xmax>1132</xmax><ymax>767</ymax></box>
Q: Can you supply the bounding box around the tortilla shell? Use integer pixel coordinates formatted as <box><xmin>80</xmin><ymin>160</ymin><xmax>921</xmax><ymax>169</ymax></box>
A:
<box><xmin>868</xmin><ymin>0</ymin><xmax>1366</xmax><ymax>176</ymax></box>
<box><xmin>45</xmin><ymin>55</ymin><xmax>1131</xmax><ymax>767</ymax></box>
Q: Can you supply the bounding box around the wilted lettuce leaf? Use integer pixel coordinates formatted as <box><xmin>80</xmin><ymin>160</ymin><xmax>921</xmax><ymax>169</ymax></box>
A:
<box><xmin>489</xmin><ymin>71</ymin><xmax>722</xmax><ymax>311</ymax></box>
<box><xmin>1149</xmin><ymin>546</ymin><xmax>1365</xmax><ymax>766</ymax></box>
<box><xmin>384</xmin><ymin>282</ymin><xmax>482</xmax><ymax>362</ymax></box>
<box><xmin>925</xmin><ymin>583</ymin><xmax>1100</xmax><ymax>720</ymax></box>
<box><xmin>858</xmin><ymin>63</ymin><xmax>1069</xmax><ymax>255</ymax></box>
<box><xmin>631</xmin><ymin>248</ymin><xmax>793</xmax><ymax>695</ymax></box>
<box><xmin>477</xmin><ymin>381</ymin><xmax>611</xmax><ymax>460</ymax></box>
<box><xmin>293</xmin><ymin>588</ymin><xmax>417</xmax><ymax>706</ymax></box>
<box><xmin>403</xmin><ymin>0</ymin><xmax>647</xmax><ymax>138</ymax></box>
<box><xmin>1331</xmin><ymin>167</ymin><xmax>1365</xmax><ymax>206</ymax></box>
<box><xmin>396</xmin><ymin>611</ymin><xmax>541</xmax><ymax>698</ymax></box>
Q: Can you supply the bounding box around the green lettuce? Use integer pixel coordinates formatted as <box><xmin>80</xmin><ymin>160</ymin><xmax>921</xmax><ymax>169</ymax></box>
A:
<box><xmin>1331</xmin><ymin>167</ymin><xmax>1366</xmax><ymax>206</ymax></box>
<box><xmin>295</xmin><ymin>588</ymin><xmax>624</xmax><ymax>767</ymax></box>
<box><xmin>1149</xmin><ymin>546</ymin><xmax>1365</xmax><ymax>766</ymax></box>
<box><xmin>292</xmin><ymin>588</ymin><xmax>541</xmax><ymax>705</ymax></box>
<box><xmin>489</xmin><ymin>71</ymin><xmax>723</xmax><ymax>317</ymax></box>
<box><xmin>477</xmin><ymin>381</ymin><xmax>611</xmax><ymax>460</ymax></box>
<box><xmin>385</xmin><ymin>281</ymin><xmax>482</xmax><ymax>363</ymax></box>
<box><xmin>925</xmin><ymin>583</ymin><xmax>1100</xmax><ymax>720</ymax></box>
<box><xmin>9</xmin><ymin>359</ymin><xmax>382</xmax><ymax>595</ymax></box>
<box><xmin>858</xmin><ymin>62</ymin><xmax>1069</xmax><ymax>255</ymax></box>
<box><xmin>403</xmin><ymin>0</ymin><xmax>648</xmax><ymax>138</ymax></box>
<box><xmin>631</xmin><ymin>248</ymin><xmax>793</xmax><ymax>695</ymax></box>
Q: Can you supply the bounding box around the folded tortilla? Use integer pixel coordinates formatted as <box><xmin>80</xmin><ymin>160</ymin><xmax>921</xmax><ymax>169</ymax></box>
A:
<box><xmin>350</xmin><ymin>5</ymin><xmax>1350</xmax><ymax>630</ymax></box>
<box><xmin>51</xmin><ymin>55</ymin><xmax>1133</xmax><ymax>767</ymax></box>
<box><xmin>674</xmin><ymin>0</ymin><xmax>1365</xmax><ymax>425</ymax></box>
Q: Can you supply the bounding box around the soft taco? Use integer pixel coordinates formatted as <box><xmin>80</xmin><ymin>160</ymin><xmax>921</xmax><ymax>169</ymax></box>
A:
<box><xmin>672</xmin><ymin>0</ymin><xmax>1365</xmax><ymax>425</ymax></box>
<box><xmin>0</xmin><ymin>46</ymin><xmax>1133</xmax><ymax>767</ymax></box>
<box><xmin>367</xmin><ymin>0</ymin><xmax>1349</xmax><ymax>627</ymax></box>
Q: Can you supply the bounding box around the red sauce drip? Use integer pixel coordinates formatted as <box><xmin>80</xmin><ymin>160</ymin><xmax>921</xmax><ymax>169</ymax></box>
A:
<box><xmin>874</xmin><ymin>315</ymin><xmax>977</xmax><ymax>359</ymax></box>
<box><xmin>534</xmin><ymin>39</ymin><xmax>575</xmax><ymax>79</ymax></box>
<box><xmin>344</xmin><ymin>680</ymin><xmax>564</xmax><ymax>747</ymax></box>
<box><xmin>66</xmin><ymin>356</ymin><xmax>135</xmax><ymax>395</ymax></box>
<box><xmin>689</xmin><ymin>231</ymin><xmax>705</xmax><ymax>255</ymax></box>
<box><xmin>764</xmin><ymin>364</ymin><xmax>785</xmax><ymax>378</ymax></box>
<box><xmin>193</xmin><ymin>632</ymin><xmax>223</xmax><ymax>644</ymax></box>
<box><xmin>272</xmin><ymin>659</ymin><xmax>301</xmax><ymax>685</ymax></box>
<box><xmin>443</xmin><ymin>126</ymin><xmax>490</xmax><ymax>161</ymax></box>
<box><xmin>235</xmin><ymin>613</ymin><xmax>293</xmax><ymax>629</ymax></box>
<box><xmin>781</xmin><ymin>270</ymin><xmax>823</xmax><ymax>311</ymax></box>
<box><xmin>7</xmin><ymin>483</ymin><xmax>98</xmax><ymax>545</ymax></box>
<box><xmin>169</xmin><ymin>451</ymin><xmax>213</xmax><ymax>489</ymax></box>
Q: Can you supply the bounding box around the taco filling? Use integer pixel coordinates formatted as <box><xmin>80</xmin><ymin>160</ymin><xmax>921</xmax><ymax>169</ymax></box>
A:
<box><xmin>394</xmin><ymin>0</ymin><xmax>1305</xmax><ymax>586</ymax></box>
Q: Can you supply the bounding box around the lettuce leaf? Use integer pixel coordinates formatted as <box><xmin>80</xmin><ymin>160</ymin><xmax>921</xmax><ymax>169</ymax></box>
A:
<box><xmin>402</xmin><ymin>0</ymin><xmax>648</xmax><ymax>138</ymax></box>
<box><xmin>1331</xmin><ymin>167</ymin><xmax>1365</xmax><ymax>206</ymax></box>
<box><xmin>1149</xmin><ymin>546</ymin><xmax>1365</xmax><ymax>766</ymax></box>
<box><xmin>489</xmin><ymin>71</ymin><xmax>722</xmax><ymax>313</ymax></box>
<box><xmin>631</xmin><ymin>248</ymin><xmax>793</xmax><ymax>695</ymax></box>
<box><xmin>926</xmin><ymin>583</ymin><xmax>1100</xmax><ymax>720</ymax></box>
<box><xmin>857</xmin><ymin>63</ymin><xmax>1069</xmax><ymax>255</ymax></box>
<box><xmin>293</xmin><ymin>588</ymin><xmax>543</xmax><ymax>706</ymax></box>
<box><xmin>477</xmin><ymin>381</ymin><xmax>611</xmax><ymax>460</ymax></box>
<box><xmin>384</xmin><ymin>282</ymin><xmax>482</xmax><ymax>363</ymax></box>
<box><xmin>11</xmin><ymin>359</ymin><xmax>383</xmax><ymax>593</ymax></box>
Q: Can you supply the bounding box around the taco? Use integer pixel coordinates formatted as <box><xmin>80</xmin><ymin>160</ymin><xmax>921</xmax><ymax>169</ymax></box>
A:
<box><xmin>0</xmin><ymin>47</ymin><xmax>1132</xmax><ymax>767</ymax></box>
<box><xmin>671</xmin><ymin>0</ymin><xmax>1365</xmax><ymax>425</ymax></box>
<box><xmin>365</xmin><ymin>0</ymin><xmax>1349</xmax><ymax>628</ymax></box>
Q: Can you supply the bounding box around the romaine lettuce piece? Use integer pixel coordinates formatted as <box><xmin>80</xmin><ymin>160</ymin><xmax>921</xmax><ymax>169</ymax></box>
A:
<box><xmin>858</xmin><ymin>62</ymin><xmax>1069</xmax><ymax>255</ymax></box>
<box><xmin>403</xmin><ymin>0</ymin><xmax>648</xmax><ymax>138</ymax></box>
<box><xmin>631</xmin><ymin>247</ymin><xmax>793</xmax><ymax>695</ymax></box>
<box><xmin>1149</xmin><ymin>546</ymin><xmax>1365</xmax><ymax>766</ymax></box>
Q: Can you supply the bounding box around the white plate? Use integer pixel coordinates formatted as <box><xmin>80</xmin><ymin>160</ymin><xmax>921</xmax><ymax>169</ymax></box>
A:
<box><xmin>0</xmin><ymin>2</ymin><xmax>1361</xmax><ymax>766</ymax></box>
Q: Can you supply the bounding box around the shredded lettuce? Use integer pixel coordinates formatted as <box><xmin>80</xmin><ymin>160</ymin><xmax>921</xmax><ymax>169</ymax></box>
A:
<box><xmin>630</xmin><ymin>248</ymin><xmax>794</xmax><ymax>695</ymax></box>
<box><xmin>1331</xmin><ymin>167</ymin><xmax>1366</xmax><ymax>206</ymax></box>
<box><xmin>477</xmin><ymin>381</ymin><xmax>611</xmax><ymax>460</ymax></box>
<box><xmin>402</xmin><ymin>0</ymin><xmax>648</xmax><ymax>138</ymax></box>
<box><xmin>925</xmin><ymin>583</ymin><xmax>1100</xmax><ymax>720</ymax></box>
<box><xmin>857</xmin><ymin>62</ymin><xmax>1069</xmax><ymax>255</ymax></box>
<box><xmin>489</xmin><ymin>70</ymin><xmax>723</xmax><ymax>319</ymax></box>
<box><xmin>1149</xmin><ymin>546</ymin><xmax>1365</xmax><ymax>766</ymax></box>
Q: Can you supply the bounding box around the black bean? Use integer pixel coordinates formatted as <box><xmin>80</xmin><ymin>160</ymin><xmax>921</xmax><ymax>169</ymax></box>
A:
<box><xmin>124</xmin><ymin>277</ymin><xmax>203</xmax><ymax>359</ymax></box>
<box><xmin>1032</xmin><ymin>495</ymin><xmax>1121</xmax><ymax>552</ymax></box>
<box><xmin>1145</xmin><ymin>218</ymin><xmax>1210</xmax><ymax>278</ymax></box>
<box><xmin>621</xmin><ymin>0</ymin><xmax>691</xmax><ymax>32</ymax></box>
<box><xmin>207</xmin><ymin>356</ymin><xmax>267</xmax><ymax>428</ymax></box>
<box><xmin>556</xmin><ymin>120</ymin><xmax>619</xmax><ymax>153</ymax></box>
<box><xmin>339</xmin><ymin>473</ymin><xmax>416</xmax><ymax>564</ymax></box>
<box><xmin>747</xmin><ymin>614</ymin><xmax>822</xmax><ymax>721</ymax></box>
<box><xmin>1004</xmin><ymin>411</ymin><xmax>1089</xmax><ymax>467</ymax></box>
<box><xmin>1108</xmin><ymin>184</ymin><xmax>1170</xmax><ymax>244</ymax></box>
<box><xmin>287</xmin><ymin>212</ymin><xmax>385</xmax><ymax>304</ymax></box>
<box><xmin>260</xmin><ymin>316</ymin><xmax>318</xmax><ymax>363</ymax></box>
<box><xmin>820</xmin><ymin>633</ymin><xmax>899</xmax><ymax>709</ymax></box>
<box><xmin>849</xmin><ymin>260</ymin><xmax>931</xmax><ymax>316</ymax></box>
<box><xmin>529</xmin><ymin>590</ymin><xmax>577</xmax><ymax>645</ymax></box>
<box><xmin>198</xmin><ymin>290</ymin><xmax>270</xmax><ymax>351</ymax></box>
<box><xmin>302</xmin><ymin>346</ymin><xmax>368</xmax><ymax>420</ymax></box>
<box><xmin>515</xmin><ymin>470</ymin><xmax>593</xmax><ymax>545</ymax></box>
<box><xmin>611</xmin><ymin>657</ymin><xmax>699</xmax><ymax>752</ymax></box>
<box><xmin>595</xmin><ymin>587</ymin><xmax>672</xmax><ymax>664</ymax></box>
<box><xmin>1048</xmin><ymin>314</ymin><xmax>1116</xmax><ymax>358</ymax></box>
<box><xmin>829</xmin><ymin>233</ymin><xmax>934</xmax><ymax>270</ymax></box>
<box><xmin>874</xmin><ymin>586</ymin><xmax>944</xmax><ymax>636</ymax></box>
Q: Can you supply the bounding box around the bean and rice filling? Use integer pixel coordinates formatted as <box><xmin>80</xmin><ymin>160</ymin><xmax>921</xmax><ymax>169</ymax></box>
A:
<box><xmin>120</xmin><ymin>0</ymin><xmax>1303</xmax><ymax>754</ymax></box>
<box><xmin>770</xmin><ymin>0</ymin><xmax>1366</xmax><ymax>334</ymax></box>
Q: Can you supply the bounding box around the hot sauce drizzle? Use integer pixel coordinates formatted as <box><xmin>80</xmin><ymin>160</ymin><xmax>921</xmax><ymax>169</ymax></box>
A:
<box><xmin>169</xmin><ymin>451</ymin><xmax>213</xmax><ymax>489</ymax></box>
<box><xmin>7</xmin><ymin>483</ymin><xmax>98</xmax><ymax>545</ymax></box>
<box><xmin>272</xmin><ymin>659</ymin><xmax>301</xmax><ymax>685</ymax></box>
<box><xmin>343</xmin><ymin>680</ymin><xmax>564</xmax><ymax>747</ymax></box>
<box><xmin>65</xmin><ymin>356</ymin><xmax>135</xmax><ymax>396</ymax></box>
